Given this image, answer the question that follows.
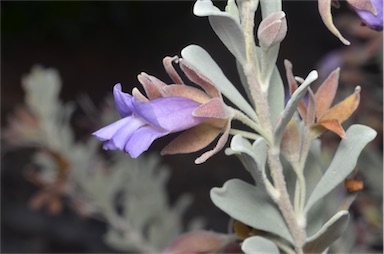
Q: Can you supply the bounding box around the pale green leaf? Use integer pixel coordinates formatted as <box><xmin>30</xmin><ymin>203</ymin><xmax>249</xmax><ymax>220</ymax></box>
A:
<box><xmin>225</xmin><ymin>135</ymin><xmax>267</xmax><ymax>187</ymax></box>
<box><xmin>210</xmin><ymin>179</ymin><xmax>293</xmax><ymax>242</ymax></box>
<box><xmin>260</xmin><ymin>0</ymin><xmax>282</xmax><ymax>18</ymax></box>
<box><xmin>268</xmin><ymin>65</ymin><xmax>285</xmax><ymax>124</ymax></box>
<box><xmin>242</xmin><ymin>236</ymin><xmax>279</xmax><ymax>254</ymax></box>
<box><xmin>305</xmin><ymin>124</ymin><xmax>377</xmax><ymax>213</ymax></box>
<box><xmin>304</xmin><ymin>210</ymin><xmax>350</xmax><ymax>253</ymax></box>
<box><xmin>274</xmin><ymin>70</ymin><xmax>318</xmax><ymax>144</ymax></box>
<box><xmin>181</xmin><ymin>44</ymin><xmax>258</xmax><ymax>122</ymax></box>
<box><xmin>193</xmin><ymin>0</ymin><xmax>246</xmax><ymax>64</ymax></box>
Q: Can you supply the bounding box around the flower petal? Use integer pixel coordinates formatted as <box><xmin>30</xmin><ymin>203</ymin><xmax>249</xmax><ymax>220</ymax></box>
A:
<box><xmin>318</xmin><ymin>0</ymin><xmax>351</xmax><ymax>45</ymax></box>
<box><xmin>113</xmin><ymin>84</ymin><xmax>134</xmax><ymax>117</ymax></box>
<box><xmin>92</xmin><ymin>116</ymin><xmax>138</xmax><ymax>141</ymax></box>
<box><xmin>133</xmin><ymin>96</ymin><xmax>204</xmax><ymax>131</ymax></box>
<box><xmin>100</xmin><ymin>117</ymin><xmax>146</xmax><ymax>151</ymax></box>
<box><xmin>125</xmin><ymin>125</ymin><xmax>169</xmax><ymax>158</ymax></box>
<box><xmin>350</xmin><ymin>0</ymin><xmax>383</xmax><ymax>31</ymax></box>
<box><xmin>347</xmin><ymin>0</ymin><xmax>377</xmax><ymax>14</ymax></box>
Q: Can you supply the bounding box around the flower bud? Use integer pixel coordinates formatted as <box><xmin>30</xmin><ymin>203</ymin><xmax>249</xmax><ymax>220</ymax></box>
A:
<box><xmin>257</xmin><ymin>11</ymin><xmax>287</xmax><ymax>49</ymax></box>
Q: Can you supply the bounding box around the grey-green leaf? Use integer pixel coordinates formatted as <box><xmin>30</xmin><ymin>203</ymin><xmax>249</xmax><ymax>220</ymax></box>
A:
<box><xmin>260</xmin><ymin>0</ymin><xmax>282</xmax><ymax>18</ymax></box>
<box><xmin>193</xmin><ymin>0</ymin><xmax>246</xmax><ymax>64</ymax></box>
<box><xmin>304</xmin><ymin>124</ymin><xmax>377</xmax><ymax>213</ymax></box>
<box><xmin>268</xmin><ymin>65</ymin><xmax>285</xmax><ymax>124</ymax></box>
<box><xmin>225</xmin><ymin>135</ymin><xmax>267</xmax><ymax>187</ymax></box>
<box><xmin>210</xmin><ymin>179</ymin><xmax>293</xmax><ymax>242</ymax></box>
<box><xmin>273</xmin><ymin>70</ymin><xmax>318</xmax><ymax>145</ymax></box>
<box><xmin>181</xmin><ymin>44</ymin><xmax>258</xmax><ymax>122</ymax></box>
<box><xmin>304</xmin><ymin>210</ymin><xmax>350</xmax><ymax>253</ymax></box>
<box><xmin>242</xmin><ymin>236</ymin><xmax>279</xmax><ymax>254</ymax></box>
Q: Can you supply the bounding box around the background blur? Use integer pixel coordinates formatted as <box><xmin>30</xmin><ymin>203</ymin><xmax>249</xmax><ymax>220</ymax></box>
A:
<box><xmin>1</xmin><ymin>1</ymin><xmax>382</xmax><ymax>253</ymax></box>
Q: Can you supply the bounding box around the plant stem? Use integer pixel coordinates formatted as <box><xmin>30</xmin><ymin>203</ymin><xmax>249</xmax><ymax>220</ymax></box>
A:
<box><xmin>229</xmin><ymin>129</ymin><xmax>261</xmax><ymax>140</ymax></box>
<box><xmin>267</xmin><ymin>147</ymin><xmax>306</xmax><ymax>253</ymax></box>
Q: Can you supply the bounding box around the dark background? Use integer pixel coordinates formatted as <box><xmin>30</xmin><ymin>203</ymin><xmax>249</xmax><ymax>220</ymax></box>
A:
<box><xmin>1</xmin><ymin>1</ymin><xmax>381</xmax><ymax>253</ymax></box>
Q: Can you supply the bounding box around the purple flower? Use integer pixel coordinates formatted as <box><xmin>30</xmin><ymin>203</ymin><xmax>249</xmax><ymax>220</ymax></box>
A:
<box><xmin>351</xmin><ymin>0</ymin><xmax>383</xmax><ymax>31</ymax></box>
<box><xmin>93</xmin><ymin>84</ymin><xmax>206</xmax><ymax>158</ymax></box>
<box><xmin>94</xmin><ymin>55</ymin><xmax>232</xmax><ymax>163</ymax></box>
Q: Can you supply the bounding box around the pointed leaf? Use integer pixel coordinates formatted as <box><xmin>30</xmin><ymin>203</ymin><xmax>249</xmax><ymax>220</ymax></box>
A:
<box><xmin>304</xmin><ymin>210</ymin><xmax>350</xmax><ymax>253</ymax></box>
<box><xmin>314</xmin><ymin>68</ymin><xmax>339</xmax><ymax>118</ymax></box>
<box><xmin>284</xmin><ymin>60</ymin><xmax>307</xmax><ymax>119</ymax></box>
<box><xmin>195</xmin><ymin>121</ymin><xmax>231</xmax><ymax>164</ymax></box>
<box><xmin>193</xmin><ymin>98</ymin><xmax>231</xmax><ymax>119</ymax></box>
<box><xmin>193</xmin><ymin>0</ymin><xmax>246</xmax><ymax>64</ymax></box>
<box><xmin>242</xmin><ymin>236</ymin><xmax>279</xmax><ymax>254</ymax></box>
<box><xmin>181</xmin><ymin>45</ymin><xmax>258</xmax><ymax>122</ymax></box>
<box><xmin>317</xmin><ymin>119</ymin><xmax>346</xmax><ymax>138</ymax></box>
<box><xmin>268</xmin><ymin>65</ymin><xmax>285</xmax><ymax>124</ymax></box>
<box><xmin>225</xmin><ymin>135</ymin><xmax>267</xmax><ymax>187</ymax></box>
<box><xmin>210</xmin><ymin>179</ymin><xmax>293</xmax><ymax>242</ymax></box>
<box><xmin>305</xmin><ymin>125</ymin><xmax>377</xmax><ymax>213</ymax></box>
<box><xmin>274</xmin><ymin>70</ymin><xmax>318</xmax><ymax>144</ymax></box>
<box><xmin>161</xmin><ymin>123</ymin><xmax>220</xmax><ymax>155</ymax></box>
<box><xmin>319</xmin><ymin>86</ymin><xmax>360</xmax><ymax>124</ymax></box>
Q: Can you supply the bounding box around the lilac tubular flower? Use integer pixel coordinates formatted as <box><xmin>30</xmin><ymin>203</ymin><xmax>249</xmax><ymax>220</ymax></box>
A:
<box><xmin>93</xmin><ymin>84</ymin><xmax>205</xmax><ymax>158</ymax></box>
<box><xmin>351</xmin><ymin>0</ymin><xmax>383</xmax><ymax>31</ymax></box>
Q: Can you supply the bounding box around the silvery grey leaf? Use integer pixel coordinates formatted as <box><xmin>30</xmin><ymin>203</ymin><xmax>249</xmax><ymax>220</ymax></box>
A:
<box><xmin>305</xmin><ymin>124</ymin><xmax>377</xmax><ymax>214</ymax></box>
<box><xmin>242</xmin><ymin>236</ymin><xmax>279</xmax><ymax>254</ymax></box>
<box><xmin>210</xmin><ymin>179</ymin><xmax>292</xmax><ymax>242</ymax></box>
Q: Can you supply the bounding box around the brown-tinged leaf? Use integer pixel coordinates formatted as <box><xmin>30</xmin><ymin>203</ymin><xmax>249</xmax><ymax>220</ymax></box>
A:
<box><xmin>195</xmin><ymin>121</ymin><xmax>231</xmax><ymax>164</ymax></box>
<box><xmin>306</xmin><ymin>88</ymin><xmax>316</xmax><ymax>125</ymax></box>
<box><xmin>193</xmin><ymin>98</ymin><xmax>231</xmax><ymax>119</ymax></box>
<box><xmin>318</xmin><ymin>119</ymin><xmax>347</xmax><ymax>138</ymax></box>
<box><xmin>137</xmin><ymin>72</ymin><xmax>167</xmax><ymax>99</ymax></box>
<box><xmin>281</xmin><ymin>119</ymin><xmax>300</xmax><ymax>162</ymax></box>
<box><xmin>162</xmin><ymin>85</ymin><xmax>210</xmax><ymax>104</ymax></box>
<box><xmin>179</xmin><ymin>59</ymin><xmax>221</xmax><ymax>99</ymax></box>
<box><xmin>319</xmin><ymin>86</ymin><xmax>360</xmax><ymax>124</ymax></box>
<box><xmin>315</xmin><ymin>68</ymin><xmax>340</xmax><ymax>118</ymax></box>
<box><xmin>131</xmin><ymin>87</ymin><xmax>149</xmax><ymax>102</ymax></box>
<box><xmin>284</xmin><ymin>59</ymin><xmax>307</xmax><ymax>119</ymax></box>
<box><xmin>163</xmin><ymin>56</ymin><xmax>185</xmax><ymax>84</ymax></box>
<box><xmin>161</xmin><ymin>123</ymin><xmax>220</xmax><ymax>155</ymax></box>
